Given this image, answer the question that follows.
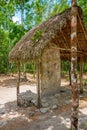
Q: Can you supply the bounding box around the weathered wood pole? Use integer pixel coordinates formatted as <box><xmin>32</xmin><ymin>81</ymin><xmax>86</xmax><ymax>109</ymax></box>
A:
<box><xmin>69</xmin><ymin>61</ymin><xmax>71</xmax><ymax>86</ymax></box>
<box><xmin>17</xmin><ymin>61</ymin><xmax>20</xmax><ymax>105</ymax></box>
<box><xmin>71</xmin><ymin>0</ymin><xmax>79</xmax><ymax>129</ymax></box>
<box><xmin>36</xmin><ymin>61</ymin><xmax>42</xmax><ymax>108</ymax></box>
<box><xmin>33</xmin><ymin>62</ymin><xmax>36</xmax><ymax>79</ymax></box>
<box><xmin>80</xmin><ymin>56</ymin><xmax>83</xmax><ymax>94</ymax></box>
<box><xmin>72</xmin><ymin>0</ymin><xmax>77</xmax><ymax>6</ymax></box>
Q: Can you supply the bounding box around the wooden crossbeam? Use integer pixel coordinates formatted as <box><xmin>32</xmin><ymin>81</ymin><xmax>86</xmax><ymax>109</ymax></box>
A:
<box><xmin>77</xmin><ymin>13</ymin><xmax>87</xmax><ymax>40</ymax></box>
<box><xmin>17</xmin><ymin>61</ymin><xmax>20</xmax><ymax>106</ymax></box>
<box><xmin>51</xmin><ymin>46</ymin><xmax>87</xmax><ymax>55</ymax></box>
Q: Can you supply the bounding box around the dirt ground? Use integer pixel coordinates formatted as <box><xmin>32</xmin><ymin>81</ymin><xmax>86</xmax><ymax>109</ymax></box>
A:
<box><xmin>0</xmin><ymin>74</ymin><xmax>87</xmax><ymax>130</ymax></box>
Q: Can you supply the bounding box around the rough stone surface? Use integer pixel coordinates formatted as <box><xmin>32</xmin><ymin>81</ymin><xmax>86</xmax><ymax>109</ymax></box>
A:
<box><xmin>0</xmin><ymin>120</ymin><xmax>7</xmax><ymax>127</ymax></box>
<box><xmin>52</xmin><ymin>105</ymin><xmax>58</xmax><ymax>109</ymax></box>
<box><xmin>41</xmin><ymin>44</ymin><xmax>61</xmax><ymax>97</ymax></box>
<box><xmin>42</xmin><ymin>102</ymin><xmax>49</xmax><ymax>107</ymax></box>
<box><xmin>40</xmin><ymin>107</ymin><xmax>50</xmax><ymax>113</ymax></box>
<box><xmin>17</xmin><ymin>87</ymin><xmax>72</xmax><ymax>109</ymax></box>
<box><xmin>18</xmin><ymin>90</ymin><xmax>37</xmax><ymax>107</ymax></box>
<box><xmin>0</xmin><ymin>109</ymin><xmax>6</xmax><ymax>115</ymax></box>
<box><xmin>29</xmin><ymin>111</ymin><xmax>35</xmax><ymax>116</ymax></box>
<box><xmin>35</xmin><ymin>109</ymin><xmax>40</xmax><ymax>112</ymax></box>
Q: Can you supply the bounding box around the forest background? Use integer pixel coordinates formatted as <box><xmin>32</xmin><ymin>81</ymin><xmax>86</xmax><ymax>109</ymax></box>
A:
<box><xmin>0</xmin><ymin>0</ymin><xmax>87</xmax><ymax>74</ymax></box>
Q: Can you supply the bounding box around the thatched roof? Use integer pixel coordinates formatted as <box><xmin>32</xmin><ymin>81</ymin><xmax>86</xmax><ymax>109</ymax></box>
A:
<box><xmin>9</xmin><ymin>6</ymin><xmax>87</xmax><ymax>62</ymax></box>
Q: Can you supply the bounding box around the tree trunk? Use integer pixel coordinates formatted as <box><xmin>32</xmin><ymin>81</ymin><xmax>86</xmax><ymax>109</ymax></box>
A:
<box><xmin>69</xmin><ymin>61</ymin><xmax>71</xmax><ymax>86</ymax></box>
<box><xmin>71</xmin><ymin>0</ymin><xmax>79</xmax><ymax>129</ymax></box>
<box><xmin>17</xmin><ymin>61</ymin><xmax>20</xmax><ymax>106</ymax></box>
<box><xmin>21</xmin><ymin>0</ymin><xmax>27</xmax><ymax>81</ymax></box>
<box><xmin>80</xmin><ymin>56</ymin><xmax>83</xmax><ymax>94</ymax></box>
<box><xmin>33</xmin><ymin>62</ymin><xmax>36</xmax><ymax>78</ymax></box>
<box><xmin>21</xmin><ymin>0</ymin><xmax>24</xmax><ymax>27</ymax></box>
<box><xmin>72</xmin><ymin>0</ymin><xmax>77</xmax><ymax>6</ymax></box>
<box><xmin>36</xmin><ymin>61</ymin><xmax>42</xmax><ymax>108</ymax></box>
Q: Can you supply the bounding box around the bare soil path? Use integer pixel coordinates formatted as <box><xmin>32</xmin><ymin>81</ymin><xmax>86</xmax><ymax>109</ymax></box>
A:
<box><xmin>0</xmin><ymin>74</ymin><xmax>87</xmax><ymax>130</ymax></box>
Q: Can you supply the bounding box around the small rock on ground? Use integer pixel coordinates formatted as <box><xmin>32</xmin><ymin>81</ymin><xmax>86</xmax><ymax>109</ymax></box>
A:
<box><xmin>40</xmin><ymin>107</ymin><xmax>50</xmax><ymax>113</ymax></box>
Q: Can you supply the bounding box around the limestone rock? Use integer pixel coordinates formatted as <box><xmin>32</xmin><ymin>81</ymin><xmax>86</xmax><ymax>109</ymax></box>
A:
<box><xmin>29</xmin><ymin>111</ymin><xmax>35</xmax><ymax>116</ymax></box>
<box><xmin>0</xmin><ymin>120</ymin><xmax>7</xmax><ymax>127</ymax></box>
<box><xmin>40</xmin><ymin>107</ymin><xmax>50</xmax><ymax>113</ymax></box>
<box><xmin>42</xmin><ymin>102</ymin><xmax>49</xmax><ymax>107</ymax></box>
<box><xmin>35</xmin><ymin>109</ymin><xmax>40</xmax><ymax>112</ymax></box>
<box><xmin>52</xmin><ymin>105</ymin><xmax>57</xmax><ymax>109</ymax></box>
<box><xmin>0</xmin><ymin>109</ymin><xmax>6</xmax><ymax>115</ymax></box>
<box><xmin>18</xmin><ymin>90</ymin><xmax>37</xmax><ymax>107</ymax></box>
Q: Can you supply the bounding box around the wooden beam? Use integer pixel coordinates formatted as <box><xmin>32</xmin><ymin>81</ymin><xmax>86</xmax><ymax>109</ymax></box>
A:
<box><xmin>17</xmin><ymin>61</ymin><xmax>20</xmax><ymax>106</ymax></box>
<box><xmin>69</xmin><ymin>61</ymin><xmax>71</xmax><ymax>86</ymax></box>
<box><xmin>51</xmin><ymin>47</ymin><xmax>87</xmax><ymax>56</ymax></box>
<box><xmin>72</xmin><ymin>0</ymin><xmax>77</xmax><ymax>6</ymax></box>
<box><xmin>60</xmin><ymin>30</ymin><xmax>69</xmax><ymax>49</ymax></box>
<box><xmin>77</xmin><ymin>13</ymin><xmax>87</xmax><ymax>40</ymax></box>
<box><xmin>71</xmin><ymin>1</ymin><xmax>79</xmax><ymax>129</ymax></box>
<box><xmin>33</xmin><ymin>62</ymin><xmax>36</xmax><ymax>79</ymax></box>
<box><xmin>80</xmin><ymin>56</ymin><xmax>83</xmax><ymax>94</ymax></box>
<box><xmin>36</xmin><ymin>61</ymin><xmax>42</xmax><ymax>108</ymax></box>
<box><xmin>60</xmin><ymin>53</ymin><xmax>84</xmax><ymax>56</ymax></box>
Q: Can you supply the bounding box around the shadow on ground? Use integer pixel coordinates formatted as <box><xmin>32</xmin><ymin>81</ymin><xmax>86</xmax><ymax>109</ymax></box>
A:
<box><xmin>0</xmin><ymin>99</ymin><xmax>87</xmax><ymax>130</ymax></box>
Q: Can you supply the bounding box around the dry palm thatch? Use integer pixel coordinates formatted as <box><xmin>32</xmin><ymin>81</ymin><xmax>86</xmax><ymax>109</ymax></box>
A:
<box><xmin>9</xmin><ymin>6</ymin><xmax>87</xmax><ymax>62</ymax></box>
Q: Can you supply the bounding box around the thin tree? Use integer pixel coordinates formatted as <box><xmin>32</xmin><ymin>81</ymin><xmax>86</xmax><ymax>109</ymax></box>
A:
<box><xmin>21</xmin><ymin>0</ymin><xmax>27</xmax><ymax>81</ymax></box>
<box><xmin>20</xmin><ymin>0</ymin><xmax>27</xmax><ymax>81</ymax></box>
<box><xmin>71</xmin><ymin>0</ymin><xmax>79</xmax><ymax>129</ymax></box>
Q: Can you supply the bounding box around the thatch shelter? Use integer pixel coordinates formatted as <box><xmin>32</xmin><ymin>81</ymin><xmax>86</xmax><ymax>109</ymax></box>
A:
<box><xmin>9</xmin><ymin>0</ymin><xmax>87</xmax><ymax>128</ymax></box>
<box><xmin>9</xmin><ymin>5</ymin><xmax>87</xmax><ymax>99</ymax></box>
<box><xmin>9</xmin><ymin>6</ymin><xmax>87</xmax><ymax>62</ymax></box>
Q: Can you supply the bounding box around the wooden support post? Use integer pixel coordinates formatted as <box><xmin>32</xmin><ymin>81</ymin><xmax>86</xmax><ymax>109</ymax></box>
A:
<box><xmin>33</xmin><ymin>62</ymin><xmax>36</xmax><ymax>79</ymax></box>
<box><xmin>69</xmin><ymin>61</ymin><xmax>71</xmax><ymax>86</ymax></box>
<box><xmin>71</xmin><ymin>0</ymin><xmax>79</xmax><ymax>129</ymax></box>
<box><xmin>80</xmin><ymin>56</ymin><xmax>83</xmax><ymax>94</ymax></box>
<box><xmin>36</xmin><ymin>61</ymin><xmax>42</xmax><ymax>109</ymax></box>
<box><xmin>72</xmin><ymin>0</ymin><xmax>77</xmax><ymax>6</ymax></box>
<box><xmin>17</xmin><ymin>61</ymin><xmax>20</xmax><ymax>106</ymax></box>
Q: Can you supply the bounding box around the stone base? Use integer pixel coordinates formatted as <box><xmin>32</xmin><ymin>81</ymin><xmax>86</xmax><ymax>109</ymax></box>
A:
<box><xmin>17</xmin><ymin>88</ymin><xmax>71</xmax><ymax>108</ymax></box>
<box><xmin>18</xmin><ymin>90</ymin><xmax>37</xmax><ymax>107</ymax></box>
<box><xmin>41</xmin><ymin>88</ymin><xmax>59</xmax><ymax>97</ymax></box>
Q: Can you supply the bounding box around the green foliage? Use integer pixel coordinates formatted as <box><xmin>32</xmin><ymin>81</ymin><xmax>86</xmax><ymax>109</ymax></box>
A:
<box><xmin>61</xmin><ymin>61</ymin><xmax>69</xmax><ymax>74</ymax></box>
<box><xmin>0</xmin><ymin>30</ymin><xmax>9</xmax><ymax>73</ymax></box>
<box><xmin>31</xmin><ymin>30</ymin><xmax>42</xmax><ymax>42</ymax></box>
<box><xmin>78</xmin><ymin>0</ymin><xmax>87</xmax><ymax>27</ymax></box>
<box><xmin>24</xmin><ymin>0</ymin><xmax>49</xmax><ymax>29</ymax></box>
<box><xmin>83</xmin><ymin>63</ymin><xmax>87</xmax><ymax>72</ymax></box>
<box><xmin>26</xmin><ymin>62</ymin><xmax>35</xmax><ymax>73</ymax></box>
<box><xmin>68</xmin><ymin>129</ymin><xmax>71</xmax><ymax>130</ymax></box>
<box><xmin>48</xmin><ymin>0</ymin><xmax>69</xmax><ymax>17</ymax></box>
<box><xmin>0</xmin><ymin>0</ymin><xmax>87</xmax><ymax>74</ymax></box>
<box><xmin>83</xmin><ymin>78</ymin><xmax>87</xmax><ymax>85</ymax></box>
<box><xmin>16</xmin><ymin>62</ymin><xmax>35</xmax><ymax>74</ymax></box>
<box><xmin>0</xmin><ymin>0</ymin><xmax>26</xmax><ymax>73</ymax></box>
<box><xmin>9</xmin><ymin>24</ymin><xmax>26</xmax><ymax>46</ymax></box>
